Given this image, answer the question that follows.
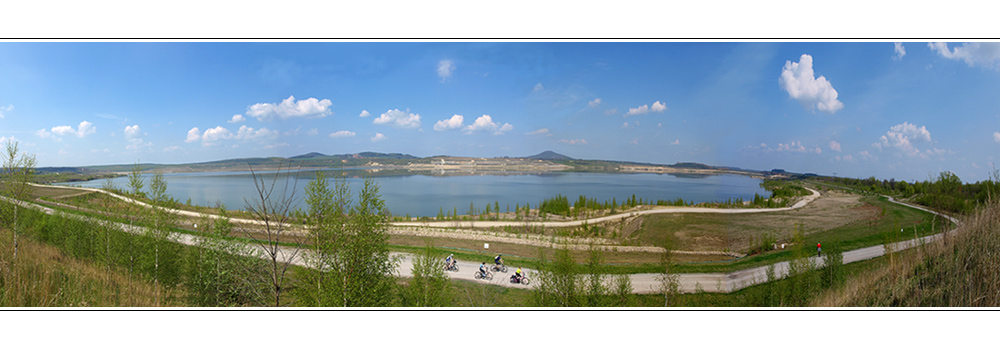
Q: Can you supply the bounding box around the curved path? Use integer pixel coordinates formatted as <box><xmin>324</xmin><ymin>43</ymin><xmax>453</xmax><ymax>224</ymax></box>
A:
<box><xmin>16</xmin><ymin>183</ymin><xmax>954</xmax><ymax>295</ymax></box>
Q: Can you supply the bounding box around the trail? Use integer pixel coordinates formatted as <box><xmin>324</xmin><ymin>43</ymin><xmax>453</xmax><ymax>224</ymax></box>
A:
<box><xmin>12</xmin><ymin>183</ymin><xmax>957</xmax><ymax>294</ymax></box>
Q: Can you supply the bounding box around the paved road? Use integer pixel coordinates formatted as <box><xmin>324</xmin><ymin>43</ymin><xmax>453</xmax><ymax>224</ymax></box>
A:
<box><xmin>13</xmin><ymin>184</ymin><xmax>956</xmax><ymax>295</ymax></box>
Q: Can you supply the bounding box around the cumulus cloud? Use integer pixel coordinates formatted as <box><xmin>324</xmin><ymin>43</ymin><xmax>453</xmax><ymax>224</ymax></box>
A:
<box><xmin>228</xmin><ymin>114</ymin><xmax>246</xmax><ymax>123</ymax></box>
<box><xmin>185</xmin><ymin>127</ymin><xmax>201</xmax><ymax>143</ymax></box>
<box><xmin>525</xmin><ymin>128</ymin><xmax>551</xmax><ymax>136</ymax></box>
<box><xmin>829</xmin><ymin>140</ymin><xmax>842</xmax><ymax>152</ymax></box>
<box><xmin>124</xmin><ymin>125</ymin><xmax>141</xmax><ymax>139</ymax></box>
<box><xmin>124</xmin><ymin>125</ymin><xmax>151</xmax><ymax>150</ymax></box>
<box><xmin>0</xmin><ymin>104</ymin><xmax>11</xmax><ymax>119</ymax></box>
<box><xmin>671</xmin><ymin>139</ymin><xmax>680</xmax><ymax>145</ymax></box>
<box><xmin>993</xmin><ymin>131</ymin><xmax>1000</xmax><ymax>143</ymax></box>
<box><xmin>588</xmin><ymin>98</ymin><xmax>602</xmax><ymax>108</ymax></box>
<box><xmin>604</xmin><ymin>108</ymin><xmax>618</xmax><ymax>116</ymax></box>
<box><xmin>235</xmin><ymin>125</ymin><xmax>279</xmax><ymax>141</ymax></box>
<box><xmin>558</xmin><ymin>139</ymin><xmax>588</xmax><ymax>145</ymax></box>
<box><xmin>246</xmin><ymin>95</ymin><xmax>333</xmax><ymax>121</ymax></box>
<box><xmin>40</xmin><ymin>121</ymin><xmax>96</xmax><ymax>139</ymax></box>
<box><xmin>894</xmin><ymin>42</ymin><xmax>906</xmax><ymax>60</ymax></box>
<box><xmin>776</xmin><ymin>141</ymin><xmax>822</xmax><ymax>154</ymax></box>
<box><xmin>371</xmin><ymin>133</ymin><xmax>386</xmax><ymax>142</ymax></box>
<box><xmin>201</xmin><ymin>126</ymin><xmax>233</xmax><ymax>144</ymax></box>
<box><xmin>163</xmin><ymin>146</ymin><xmax>180</xmax><ymax>152</ymax></box>
<box><xmin>533</xmin><ymin>83</ymin><xmax>544</xmax><ymax>92</ymax></box>
<box><xmin>464</xmin><ymin>115</ymin><xmax>513</xmax><ymax>135</ymax></box>
<box><xmin>876</xmin><ymin>122</ymin><xmax>934</xmax><ymax>157</ymax></box>
<box><xmin>779</xmin><ymin>54</ymin><xmax>844</xmax><ymax>113</ymax></box>
<box><xmin>373</xmin><ymin>109</ymin><xmax>422</xmax><ymax>129</ymax></box>
<box><xmin>329</xmin><ymin>130</ymin><xmax>356</xmax><ymax>138</ymax></box>
<box><xmin>359</xmin><ymin>110</ymin><xmax>370</xmax><ymax>118</ymax></box>
<box><xmin>928</xmin><ymin>42</ymin><xmax>1000</xmax><ymax>69</ymax></box>
<box><xmin>437</xmin><ymin>60</ymin><xmax>455</xmax><ymax>81</ymax></box>
<box><xmin>306</xmin><ymin>128</ymin><xmax>319</xmax><ymax>136</ymax></box>
<box><xmin>433</xmin><ymin>114</ymin><xmax>464</xmax><ymax>131</ymax></box>
<box><xmin>625</xmin><ymin>101</ymin><xmax>668</xmax><ymax>116</ymax></box>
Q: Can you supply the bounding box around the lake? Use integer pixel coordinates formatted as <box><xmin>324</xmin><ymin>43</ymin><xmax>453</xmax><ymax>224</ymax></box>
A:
<box><xmin>58</xmin><ymin>171</ymin><xmax>771</xmax><ymax>217</ymax></box>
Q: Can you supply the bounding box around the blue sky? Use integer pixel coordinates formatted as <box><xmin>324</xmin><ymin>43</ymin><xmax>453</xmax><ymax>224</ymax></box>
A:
<box><xmin>2</xmin><ymin>42</ymin><xmax>1000</xmax><ymax>182</ymax></box>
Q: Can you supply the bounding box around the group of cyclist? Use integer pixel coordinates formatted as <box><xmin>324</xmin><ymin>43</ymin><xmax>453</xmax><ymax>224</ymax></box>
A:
<box><xmin>446</xmin><ymin>253</ymin><xmax>523</xmax><ymax>283</ymax></box>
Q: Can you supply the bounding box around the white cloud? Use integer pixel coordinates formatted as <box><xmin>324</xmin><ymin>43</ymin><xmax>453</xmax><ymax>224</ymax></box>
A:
<box><xmin>437</xmin><ymin>60</ymin><xmax>455</xmax><ymax>81</ymax></box>
<box><xmin>124</xmin><ymin>125</ymin><xmax>141</xmax><ymax>139</ymax></box>
<box><xmin>43</xmin><ymin>121</ymin><xmax>96</xmax><ymax>139</ymax></box>
<box><xmin>994</xmin><ymin>131</ymin><xmax>1000</xmax><ymax>143</ymax></box>
<box><xmin>246</xmin><ymin>95</ymin><xmax>333</xmax><ymax>121</ymax></box>
<box><xmin>533</xmin><ymin>83</ymin><xmax>544</xmax><ymax>92</ymax></box>
<box><xmin>201</xmin><ymin>126</ymin><xmax>233</xmax><ymax>144</ymax></box>
<box><xmin>525</xmin><ymin>128</ymin><xmax>551</xmax><ymax>136</ymax></box>
<box><xmin>433</xmin><ymin>114</ymin><xmax>464</xmax><ymax>131</ymax></box>
<box><xmin>359</xmin><ymin>110</ymin><xmax>370</xmax><ymax>118</ymax></box>
<box><xmin>876</xmin><ymin>122</ymin><xmax>933</xmax><ymax>157</ymax></box>
<box><xmin>671</xmin><ymin>139</ymin><xmax>680</xmax><ymax>145</ymax></box>
<box><xmin>894</xmin><ymin>42</ymin><xmax>906</xmax><ymax>60</ymax></box>
<box><xmin>36</xmin><ymin>129</ymin><xmax>55</xmax><ymax>140</ymax></box>
<box><xmin>588</xmin><ymin>98</ymin><xmax>602</xmax><ymax>108</ymax></box>
<box><xmin>235</xmin><ymin>125</ymin><xmax>279</xmax><ymax>141</ymax></box>
<box><xmin>185</xmin><ymin>127</ymin><xmax>201</xmax><ymax>143</ymax></box>
<box><xmin>329</xmin><ymin>130</ymin><xmax>356</xmax><ymax>138</ymax></box>
<box><xmin>776</xmin><ymin>141</ymin><xmax>822</xmax><ymax>154</ymax></box>
<box><xmin>621</xmin><ymin>122</ymin><xmax>630</xmax><ymax>129</ymax></box>
<box><xmin>371</xmin><ymin>133</ymin><xmax>386</xmax><ymax>142</ymax></box>
<box><xmin>124</xmin><ymin>125</ymin><xmax>150</xmax><ymax>150</ymax></box>
<box><xmin>928</xmin><ymin>42</ymin><xmax>1000</xmax><ymax>69</ymax></box>
<box><xmin>829</xmin><ymin>140</ymin><xmax>842</xmax><ymax>152</ymax></box>
<box><xmin>163</xmin><ymin>146</ymin><xmax>180</xmax><ymax>152</ymax></box>
<box><xmin>558</xmin><ymin>139</ymin><xmax>588</xmax><ymax>145</ymax></box>
<box><xmin>306</xmin><ymin>128</ymin><xmax>319</xmax><ymax>136</ymax></box>
<box><xmin>625</xmin><ymin>101</ymin><xmax>668</xmax><ymax>116</ymax></box>
<box><xmin>0</xmin><ymin>104</ymin><xmax>12</xmax><ymax>119</ymax></box>
<box><xmin>779</xmin><ymin>54</ymin><xmax>844</xmax><ymax>113</ymax></box>
<box><xmin>651</xmin><ymin>101</ymin><xmax>667</xmax><ymax>112</ymax></box>
<box><xmin>464</xmin><ymin>115</ymin><xmax>513</xmax><ymax>135</ymax></box>
<box><xmin>604</xmin><ymin>108</ymin><xmax>617</xmax><ymax>116</ymax></box>
<box><xmin>263</xmin><ymin>143</ymin><xmax>289</xmax><ymax>149</ymax></box>
<box><xmin>373</xmin><ymin>109</ymin><xmax>422</xmax><ymax>129</ymax></box>
<box><xmin>228</xmin><ymin>114</ymin><xmax>246</xmax><ymax>123</ymax></box>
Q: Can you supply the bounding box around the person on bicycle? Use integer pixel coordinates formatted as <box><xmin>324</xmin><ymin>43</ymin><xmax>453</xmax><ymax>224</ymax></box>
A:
<box><xmin>445</xmin><ymin>254</ymin><xmax>454</xmax><ymax>268</ymax></box>
<box><xmin>479</xmin><ymin>262</ymin><xmax>487</xmax><ymax>277</ymax></box>
<box><xmin>514</xmin><ymin>267</ymin><xmax>523</xmax><ymax>283</ymax></box>
<box><xmin>494</xmin><ymin>254</ymin><xmax>504</xmax><ymax>268</ymax></box>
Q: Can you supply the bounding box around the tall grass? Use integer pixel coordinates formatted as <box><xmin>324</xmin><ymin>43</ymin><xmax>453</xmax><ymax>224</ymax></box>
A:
<box><xmin>814</xmin><ymin>200</ymin><xmax>1000</xmax><ymax>306</ymax></box>
<box><xmin>0</xmin><ymin>228</ymin><xmax>171</xmax><ymax>307</ymax></box>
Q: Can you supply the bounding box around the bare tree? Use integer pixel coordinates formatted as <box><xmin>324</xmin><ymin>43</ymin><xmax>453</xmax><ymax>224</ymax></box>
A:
<box><xmin>1</xmin><ymin>141</ymin><xmax>37</xmax><ymax>263</ymax></box>
<box><xmin>242</xmin><ymin>162</ymin><xmax>304</xmax><ymax>307</ymax></box>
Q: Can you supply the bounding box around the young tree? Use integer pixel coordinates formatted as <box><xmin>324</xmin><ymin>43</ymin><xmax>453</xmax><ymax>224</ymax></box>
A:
<box><xmin>340</xmin><ymin>177</ymin><xmax>397</xmax><ymax>306</ymax></box>
<box><xmin>585</xmin><ymin>244</ymin><xmax>608</xmax><ymax>307</ymax></box>
<box><xmin>242</xmin><ymin>162</ymin><xmax>305</xmax><ymax>307</ymax></box>
<box><xmin>144</xmin><ymin>170</ymin><xmax>182</xmax><ymax>306</ymax></box>
<box><xmin>533</xmin><ymin>247</ymin><xmax>581</xmax><ymax>307</ymax></box>
<box><xmin>658</xmin><ymin>236</ymin><xmax>680</xmax><ymax>307</ymax></box>
<box><xmin>402</xmin><ymin>245</ymin><xmax>451</xmax><ymax>307</ymax></box>
<box><xmin>188</xmin><ymin>205</ymin><xmax>270</xmax><ymax>306</ymax></box>
<box><xmin>298</xmin><ymin>171</ymin><xmax>351</xmax><ymax>307</ymax></box>
<box><xmin>1</xmin><ymin>141</ymin><xmax>37</xmax><ymax>263</ymax></box>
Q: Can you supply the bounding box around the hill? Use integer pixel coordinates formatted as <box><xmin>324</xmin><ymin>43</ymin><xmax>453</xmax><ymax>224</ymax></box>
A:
<box><xmin>525</xmin><ymin>150</ymin><xmax>573</xmax><ymax>160</ymax></box>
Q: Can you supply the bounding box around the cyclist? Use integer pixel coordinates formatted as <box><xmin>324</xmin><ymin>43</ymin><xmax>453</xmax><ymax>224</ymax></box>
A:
<box><xmin>494</xmin><ymin>254</ymin><xmax>504</xmax><ymax>268</ymax></box>
<box><xmin>479</xmin><ymin>262</ymin><xmax>487</xmax><ymax>277</ymax></box>
<box><xmin>445</xmin><ymin>254</ymin><xmax>454</xmax><ymax>269</ymax></box>
<box><xmin>514</xmin><ymin>267</ymin><xmax>523</xmax><ymax>283</ymax></box>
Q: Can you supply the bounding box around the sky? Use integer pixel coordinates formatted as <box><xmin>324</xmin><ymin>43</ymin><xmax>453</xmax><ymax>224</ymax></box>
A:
<box><xmin>2</xmin><ymin>41</ymin><xmax>1000</xmax><ymax>183</ymax></box>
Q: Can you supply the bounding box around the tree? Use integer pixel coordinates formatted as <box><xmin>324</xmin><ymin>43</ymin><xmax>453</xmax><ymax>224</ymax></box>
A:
<box><xmin>242</xmin><ymin>162</ymin><xmax>305</xmax><ymax>307</ymax></box>
<box><xmin>533</xmin><ymin>247</ymin><xmax>581</xmax><ymax>307</ymax></box>
<box><xmin>144</xmin><ymin>170</ymin><xmax>182</xmax><ymax>306</ymax></box>
<box><xmin>298</xmin><ymin>170</ymin><xmax>351</xmax><ymax>307</ymax></box>
<box><xmin>658</xmin><ymin>235</ymin><xmax>680</xmax><ymax>307</ymax></box>
<box><xmin>402</xmin><ymin>245</ymin><xmax>450</xmax><ymax>307</ymax></box>
<box><xmin>340</xmin><ymin>177</ymin><xmax>397</xmax><ymax>306</ymax></box>
<box><xmin>1</xmin><ymin>141</ymin><xmax>37</xmax><ymax>263</ymax></box>
<box><xmin>188</xmin><ymin>204</ymin><xmax>270</xmax><ymax>306</ymax></box>
<box><xmin>584</xmin><ymin>244</ymin><xmax>608</xmax><ymax>307</ymax></box>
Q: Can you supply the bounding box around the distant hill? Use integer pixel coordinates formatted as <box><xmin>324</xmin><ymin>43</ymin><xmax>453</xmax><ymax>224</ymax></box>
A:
<box><xmin>671</xmin><ymin>162</ymin><xmax>713</xmax><ymax>170</ymax></box>
<box><xmin>525</xmin><ymin>150</ymin><xmax>573</xmax><ymax>160</ymax></box>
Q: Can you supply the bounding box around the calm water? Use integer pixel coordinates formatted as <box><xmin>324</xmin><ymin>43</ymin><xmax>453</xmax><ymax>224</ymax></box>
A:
<box><xmin>59</xmin><ymin>171</ymin><xmax>771</xmax><ymax>217</ymax></box>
